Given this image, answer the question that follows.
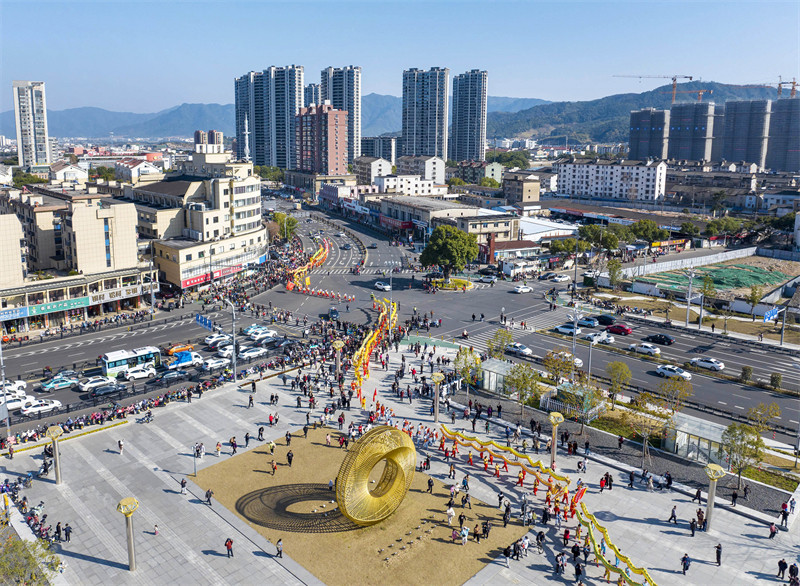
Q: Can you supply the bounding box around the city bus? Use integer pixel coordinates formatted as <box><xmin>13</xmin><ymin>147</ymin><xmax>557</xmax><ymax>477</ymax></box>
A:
<box><xmin>101</xmin><ymin>346</ymin><xmax>162</xmax><ymax>377</ymax></box>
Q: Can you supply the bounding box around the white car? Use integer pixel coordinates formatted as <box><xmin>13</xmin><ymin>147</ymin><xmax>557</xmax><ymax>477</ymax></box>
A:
<box><xmin>217</xmin><ymin>345</ymin><xmax>236</xmax><ymax>358</ymax></box>
<box><xmin>124</xmin><ymin>365</ymin><xmax>156</xmax><ymax>381</ymax></box>
<box><xmin>552</xmin><ymin>274</ymin><xmax>570</xmax><ymax>283</ymax></box>
<box><xmin>20</xmin><ymin>399</ymin><xmax>62</xmax><ymax>417</ymax></box>
<box><xmin>250</xmin><ymin>329</ymin><xmax>279</xmax><ymax>342</ymax></box>
<box><xmin>656</xmin><ymin>365</ymin><xmax>692</xmax><ymax>381</ymax></box>
<box><xmin>505</xmin><ymin>343</ymin><xmax>534</xmax><ymax>357</ymax></box>
<box><xmin>690</xmin><ymin>357</ymin><xmax>725</xmax><ymax>372</ymax></box>
<box><xmin>239</xmin><ymin>347</ymin><xmax>269</xmax><ymax>360</ymax></box>
<box><xmin>79</xmin><ymin>376</ymin><xmax>117</xmax><ymax>391</ymax></box>
<box><xmin>205</xmin><ymin>333</ymin><xmax>230</xmax><ymax>346</ymax></box>
<box><xmin>478</xmin><ymin>275</ymin><xmax>497</xmax><ymax>284</ymax></box>
<box><xmin>0</xmin><ymin>394</ymin><xmax>35</xmax><ymax>411</ymax></box>
<box><xmin>628</xmin><ymin>343</ymin><xmax>661</xmax><ymax>356</ymax></box>
<box><xmin>555</xmin><ymin>352</ymin><xmax>583</xmax><ymax>368</ymax></box>
<box><xmin>554</xmin><ymin>324</ymin><xmax>581</xmax><ymax>336</ymax></box>
<box><xmin>0</xmin><ymin>380</ymin><xmax>27</xmax><ymax>394</ymax></box>
<box><xmin>513</xmin><ymin>285</ymin><xmax>532</xmax><ymax>294</ymax></box>
<box><xmin>336</xmin><ymin>232</ymin><xmax>345</xmax><ymax>237</ymax></box>
<box><xmin>374</xmin><ymin>281</ymin><xmax>392</xmax><ymax>292</ymax></box>
<box><xmin>203</xmin><ymin>357</ymin><xmax>230</xmax><ymax>371</ymax></box>
<box><xmin>584</xmin><ymin>331</ymin><xmax>615</xmax><ymax>344</ymax></box>
<box><xmin>0</xmin><ymin>386</ymin><xmax>28</xmax><ymax>400</ymax></box>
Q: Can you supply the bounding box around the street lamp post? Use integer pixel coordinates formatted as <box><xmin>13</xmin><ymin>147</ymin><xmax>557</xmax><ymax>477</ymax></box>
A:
<box><xmin>116</xmin><ymin>497</ymin><xmax>140</xmax><ymax>571</ymax></box>
<box><xmin>569</xmin><ymin>311</ymin><xmax>584</xmax><ymax>380</ymax></box>
<box><xmin>685</xmin><ymin>270</ymin><xmax>696</xmax><ymax>328</ymax></box>
<box><xmin>45</xmin><ymin>426</ymin><xmax>64</xmax><ymax>485</ymax></box>
<box><xmin>149</xmin><ymin>241</ymin><xmax>156</xmax><ymax>316</ymax></box>
<box><xmin>333</xmin><ymin>340</ymin><xmax>345</xmax><ymax>380</ymax></box>
<box><xmin>548</xmin><ymin>412</ymin><xmax>564</xmax><ymax>470</ymax></box>
<box><xmin>224</xmin><ymin>300</ymin><xmax>237</xmax><ymax>381</ymax></box>
<box><xmin>703</xmin><ymin>463</ymin><xmax>725</xmax><ymax>532</ymax></box>
<box><xmin>431</xmin><ymin>372</ymin><xmax>444</xmax><ymax>424</ymax></box>
<box><xmin>0</xmin><ymin>341</ymin><xmax>9</xmax><ymax>440</ymax></box>
<box><xmin>587</xmin><ymin>339</ymin><xmax>597</xmax><ymax>385</ymax></box>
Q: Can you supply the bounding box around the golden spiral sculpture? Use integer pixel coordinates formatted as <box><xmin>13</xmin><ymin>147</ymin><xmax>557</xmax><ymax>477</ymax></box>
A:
<box><xmin>335</xmin><ymin>425</ymin><xmax>417</xmax><ymax>525</ymax></box>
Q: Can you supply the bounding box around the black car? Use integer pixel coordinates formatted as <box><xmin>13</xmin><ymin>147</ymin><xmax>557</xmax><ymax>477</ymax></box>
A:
<box><xmin>478</xmin><ymin>267</ymin><xmax>497</xmax><ymax>276</ymax></box>
<box><xmin>426</xmin><ymin>271</ymin><xmax>444</xmax><ymax>280</ymax></box>
<box><xmin>342</xmin><ymin>243</ymin><xmax>352</xmax><ymax>250</ymax></box>
<box><xmin>147</xmin><ymin>370</ymin><xmax>191</xmax><ymax>386</ymax></box>
<box><xmin>645</xmin><ymin>333</ymin><xmax>675</xmax><ymax>345</ymax></box>
<box><xmin>89</xmin><ymin>383</ymin><xmax>126</xmax><ymax>399</ymax></box>
<box><xmin>596</xmin><ymin>314</ymin><xmax>617</xmax><ymax>326</ymax></box>
<box><xmin>539</xmin><ymin>272</ymin><xmax>557</xmax><ymax>280</ymax></box>
<box><xmin>368</xmin><ymin>243</ymin><xmax>378</xmax><ymax>249</ymax></box>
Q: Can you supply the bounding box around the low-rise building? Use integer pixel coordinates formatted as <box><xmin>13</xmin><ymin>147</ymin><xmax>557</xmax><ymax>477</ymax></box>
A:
<box><xmin>396</xmin><ymin>155</ymin><xmax>445</xmax><ymax>184</ymax></box>
<box><xmin>0</xmin><ymin>214</ymin><xmax>26</xmax><ymax>288</ymax></box>
<box><xmin>377</xmin><ymin>195</ymin><xmax>479</xmax><ymax>241</ymax></box>
<box><xmin>0</xmin><ymin>165</ymin><xmax>12</xmax><ymax>186</ymax></box>
<box><xmin>553</xmin><ymin>159</ymin><xmax>667</xmax><ymax>201</ymax></box>
<box><xmin>374</xmin><ymin>175</ymin><xmax>447</xmax><ymax>197</ymax></box>
<box><xmin>353</xmin><ymin>156</ymin><xmax>392</xmax><ymax>185</ymax></box>
<box><xmin>283</xmin><ymin>170</ymin><xmax>356</xmax><ymax>196</ymax></box>
<box><xmin>453</xmin><ymin>160</ymin><xmax>504</xmax><ymax>184</ymax></box>
<box><xmin>454</xmin><ymin>213</ymin><xmax>519</xmax><ymax>247</ymax></box>
<box><xmin>49</xmin><ymin>161</ymin><xmax>88</xmax><ymax>184</ymax></box>
<box><xmin>503</xmin><ymin>170</ymin><xmax>541</xmax><ymax>205</ymax></box>
<box><xmin>115</xmin><ymin>158</ymin><xmax>164</xmax><ymax>184</ymax></box>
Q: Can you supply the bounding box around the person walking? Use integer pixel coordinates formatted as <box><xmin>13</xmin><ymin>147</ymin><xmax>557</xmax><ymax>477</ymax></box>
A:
<box><xmin>54</xmin><ymin>522</ymin><xmax>62</xmax><ymax>542</ymax></box>
<box><xmin>427</xmin><ymin>478</ymin><xmax>434</xmax><ymax>493</ymax></box>
<box><xmin>692</xmin><ymin>488</ymin><xmax>702</xmax><ymax>503</ymax></box>
<box><xmin>205</xmin><ymin>489</ymin><xmax>214</xmax><ymax>506</ymax></box>
<box><xmin>680</xmin><ymin>553</ymin><xmax>691</xmax><ymax>575</ymax></box>
<box><xmin>668</xmin><ymin>506</ymin><xmax>678</xmax><ymax>524</ymax></box>
<box><xmin>714</xmin><ymin>543</ymin><xmax>722</xmax><ymax>566</ymax></box>
<box><xmin>769</xmin><ymin>522</ymin><xmax>779</xmax><ymax>539</ymax></box>
<box><xmin>245</xmin><ymin>432</ymin><xmax>251</xmax><ymax>448</ymax></box>
<box><xmin>446</xmin><ymin>506</ymin><xmax>455</xmax><ymax>526</ymax></box>
<box><xmin>789</xmin><ymin>562</ymin><xmax>799</xmax><ymax>581</ymax></box>
<box><xmin>154</xmin><ymin>524</ymin><xmax>159</xmax><ymax>536</ymax></box>
<box><xmin>778</xmin><ymin>559</ymin><xmax>789</xmax><ymax>579</ymax></box>
<box><xmin>731</xmin><ymin>490</ymin><xmax>738</xmax><ymax>507</ymax></box>
<box><xmin>628</xmin><ymin>470</ymin><xmax>634</xmax><ymax>488</ymax></box>
<box><xmin>248</xmin><ymin>394</ymin><xmax>254</xmax><ymax>408</ymax></box>
<box><xmin>64</xmin><ymin>523</ymin><xmax>72</xmax><ymax>542</ymax></box>
<box><xmin>503</xmin><ymin>545</ymin><xmax>511</xmax><ymax>567</ymax></box>
<box><xmin>225</xmin><ymin>537</ymin><xmax>233</xmax><ymax>558</ymax></box>
<box><xmin>276</xmin><ymin>538</ymin><xmax>283</xmax><ymax>558</ymax></box>
<box><xmin>180</xmin><ymin>478</ymin><xmax>187</xmax><ymax>495</ymax></box>
<box><xmin>216</xmin><ymin>442</ymin><xmax>222</xmax><ymax>457</ymax></box>
<box><xmin>118</xmin><ymin>439</ymin><xmax>124</xmax><ymax>454</ymax></box>
<box><xmin>230</xmin><ymin>438</ymin><xmax>237</xmax><ymax>455</ymax></box>
<box><xmin>271</xmin><ymin>460</ymin><xmax>277</xmax><ymax>475</ymax></box>
<box><xmin>287</xmin><ymin>450</ymin><xmax>294</xmax><ymax>467</ymax></box>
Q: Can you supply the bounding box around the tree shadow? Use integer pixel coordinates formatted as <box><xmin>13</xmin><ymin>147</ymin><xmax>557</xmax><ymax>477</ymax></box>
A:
<box><xmin>236</xmin><ymin>483</ymin><xmax>360</xmax><ymax>534</ymax></box>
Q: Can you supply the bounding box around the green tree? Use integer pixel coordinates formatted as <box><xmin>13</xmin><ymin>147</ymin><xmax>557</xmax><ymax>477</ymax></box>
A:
<box><xmin>67</xmin><ymin>153</ymin><xmax>78</xmax><ymax>165</ymax></box>
<box><xmin>447</xmin><ymin>177</ymin><xmax>466</xmax><ymax>187</ymax></box>
<box><xmin>710</xmin><ymin>190</ymin><xmax>727</xmax><ymax>214</ymax></box>
<box><xmin>93</xmin><ymin>166</ymin><xmax>115</xmax><ymax>181</ymax></box>
<box><xmin>273</xmin><ymin>212</ymin><xmax>298</xmax><ymax>239</ymax></box>
<box><xmin>599</xmin><ymin>231</ymin><xmax>619</xmax><ymax>252</ymax></box>
<box><xmin>624</xmin><ymin>392</ymin><xmax>669</xmax><ymax>468</ymax></box>
<box><xmin>578</xmin><ymin>224</ymin><xmax>604</xmax><ymax>246</ymax></box>
<box><xmin>607</xmin><ymin>259</ymin><xmax>623</xmax><ymax>290</ymax></box>
<box><xmin>721</xmin><ymin>423</ymin><xmax>765</xmax><ymax>489</ymax></box>
<box><xmin>699</xmin><ymin>275</ymin><xmax>716</xmax><ymax>310</ymax></box>
<box><xmin>453</xmin><ymin>347</ymin><xmax>482</xmax><ymax>403</ymax></box>
<box><xmin>747</xmin><ymin>285</ymin><xmax>762</xmax><ymax>321</ymax></box>
<box><xmin>254</xmin><ymin>165</ymin><xmax>284</xmax><ymax>182</ymax></box>
<box><xmin>12</xmin><ymin>171</ymin><xmax>48</xmax><ymax>189</ymax></box>
<box><xmin>2</xmin><ymin>156</ymin><xmax>18</xmax><ymax>165</ymax></box>
<box><xmin>0</xmin><ymin>534</ymin><xmax>61</xmax><ymax>583</ymax></box>
<box><xmin>680</xmin><ymin>222</ymin><xmax>700</xmax><ymax>238</ymax></box>
<box><xmin>630</xmin><ymin>220</ymin><xmax>669</xmax><ymax>243</ymax></box>
<box><xmin>391</xmin><ymin>165</ymin><xmax>397</xmax><ymax>174</ymax></box>
<box><xmin>505</xmin><ymin>362</ymin><xmax>542</xmax><ymax>414</ymax></box>
<box><xmin>445</xmin><ymin>159</ymin><xmax>459</xmax><ymax>168</ymax></box>
<box><xmin>605</xmin><ymin>361</ymin><xmax>631</xmax><ymax>410</ymax></box>
<box><xmin>419</xmin><ymin>225</ymin><xmax>479</xmax><ymax>282</ymax></box>
<box><xmin>655</xmin><ymin>377</ymin><xmax>693</xmax><ymax>414</ymax></box>
<box><xmin>543</xmin><ymin>349</ymin><xmax>573</xmax><ymax>383</ymax></box>
<box><xmin>486</xmin><ymin>328</ymin><xmax>514</xmax><ymax>360</ymax></box>
<box><xmin>747</xmin><ymin>402</ymin><xmax>781</xmax><ymax>435</ymax></box>
<box><xmin>485</xmin><ymin>150</ymin><xmax>529</xmax><ymax>169</ymax></box>
<box><xmin>704</xmin><ymin>216</ymin><xmax>742</xmax><ymax>237</ymax></box>
<box><xmin>479</xmin><ymin>177</ymin><xmax>500</xmax><ymax>188</ymax></box>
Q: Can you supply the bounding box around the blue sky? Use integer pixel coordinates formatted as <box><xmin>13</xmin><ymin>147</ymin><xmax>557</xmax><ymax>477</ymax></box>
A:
<box><xmin>1</xmin><ymin>0</ymin><xmax>798</xmax><ymax>112</ymax></box>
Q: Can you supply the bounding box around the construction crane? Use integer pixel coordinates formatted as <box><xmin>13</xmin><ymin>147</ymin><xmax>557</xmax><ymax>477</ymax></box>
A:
<box><xmin>778</xmin><ymin>76</ymin><xmax>797</xmax><ymax>98</ymax></box>
<box><xmin>613</xmin><ymin>74</ymin><xmax>694</xmax><ymax>103</ymax></box>
<box><xmin>661</xmin><ymin>89</ymin><xmax>713</xmax><ymax>102</ymax></box>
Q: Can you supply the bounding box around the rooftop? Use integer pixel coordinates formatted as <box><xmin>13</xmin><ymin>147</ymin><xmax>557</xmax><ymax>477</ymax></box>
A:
<box><xmin>384</xmin><ymin>195</ymin><xmax>476</xmax><ymax>212</ymax></box>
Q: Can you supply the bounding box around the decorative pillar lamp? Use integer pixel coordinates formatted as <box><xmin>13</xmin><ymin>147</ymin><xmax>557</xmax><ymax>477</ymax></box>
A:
<box><xmin>704</xmin><ymin>463</ymin><xmax>725</xmax><ymax>532</ymax></box>
<box><xmin>116</xmin><ymin>497</ymin><xmax>140</xmax><ymax>571</ymax></box>
<box><xmin>45</xmin><ymin>426</ymin><xmax>64</xmax><ymax>485</ymax></box>
<box><xmin>548</xmin><ymin>412</ymin><xmax>565</xmax><ymax>470</ymax></box>
<box><xmin>431</xmin><ymin>372</ymin><xmax>445</xmax><ymax>424</ymax></box>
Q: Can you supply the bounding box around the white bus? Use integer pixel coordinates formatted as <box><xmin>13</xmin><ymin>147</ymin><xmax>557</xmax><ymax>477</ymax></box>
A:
<box><xmin>101</xmin><ymin>346</ymin><xmax>162</xmax><ymax>377</ymax></box>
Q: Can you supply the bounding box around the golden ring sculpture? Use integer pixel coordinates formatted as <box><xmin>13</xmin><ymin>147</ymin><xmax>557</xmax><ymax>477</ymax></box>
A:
<box><xmin>335</xmin><ymin>425</ymin><xmax>416</xmax><ymax>525</ymax></box>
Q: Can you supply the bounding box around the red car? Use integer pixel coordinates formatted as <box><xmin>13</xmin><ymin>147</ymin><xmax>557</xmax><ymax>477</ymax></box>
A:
<box><xmin>606</xmin><ymin>323</ymin><xmax>633</xmax><ymax>335</ymax></box>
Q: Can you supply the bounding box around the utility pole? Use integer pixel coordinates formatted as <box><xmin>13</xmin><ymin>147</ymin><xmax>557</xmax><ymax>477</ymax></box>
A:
<box><xmin>149</xmin><ymin>241</ymin><xmax>156</xmax><ymax>315</ymax></box>
<box><xmin>685</xmin><ymin>270</ymin><xmax>695</xmax><ymax>328</ymax></box>
<box><xmin>0</xmin><ymin>341</ymin><xmax>9</xmax><ymax>440</ymax></box>
<box><xmin>225</xmin><ymin>300</ymin><xmax>237</xmax><ymax>381</ymax></box>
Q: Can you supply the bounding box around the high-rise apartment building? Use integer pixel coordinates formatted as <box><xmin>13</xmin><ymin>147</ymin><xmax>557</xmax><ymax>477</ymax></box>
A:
<box><xmin>628</xmin><ymin>108</ymin><xmax>669</xmax><ymax>160</ymax></box>
<box><xmin>234</xmin><ymin>66</ymin><xmax>304</xmax><ymax>169</ymax></box>
<box><xmin>401</xmin><ymin>67</ymin><xmax>449</xmax><ymax>159</ymax></box>
<box><xmin>194</xmin><ymin>129</ymin><xmax>224</xmax><ymax>153</ymax></box>
<box><xmin>667</xmin><ymin>102</ymin><xmax>718</xmax><ymax>161</ymax></box>
<box><xmin>320</xmin><ymin>66</ymin><xmax>361</xmax><ymax>163</ymax></box>
<box><xmin>304</xmin><ymin>83</ymin><xmax>321</xmax><ymax>108</ymax></box>
<box><xmin>361</xmin><ymin>136</ymin><xmax>397</xmax><ymax>164</ymax></box>
<box><xmin>766</xmin><ymin>99</ymin><xmax>800</xmax><ymax>173</ymax></box>
<box><xmin>295</xmin><ymin>103</ymin><xmax>348</xmax><ymax>176</ymax></box>
<box><xmin>12</xmin><ymin>80</ymin><xmax>51</xmax><ymax>167</ymax></box>
<box><xmin>721</xmin><ymin>100</ymin><xmax>771</xmax><ymax>170</ymax></box>
<box><xmin>449</xmin><ymin>69</ymin><xmax>488</xmax><ymax>162</ymax></box>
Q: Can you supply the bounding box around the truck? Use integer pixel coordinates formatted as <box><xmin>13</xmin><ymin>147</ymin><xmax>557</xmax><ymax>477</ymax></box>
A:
<box><xmin>166</xmin><ymin>351</ymin><xmax>204</xmax><ymax>370</ymax></box>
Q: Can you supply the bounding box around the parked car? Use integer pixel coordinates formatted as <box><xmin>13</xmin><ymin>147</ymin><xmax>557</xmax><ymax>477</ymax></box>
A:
<box><xmin>123</xmin><ymin>366</ymin><xmax>156</xmax><ymax>381</ymax></box>
<box><xmin>79</xmin><ymin>376</ymin><xmax>117</xmax><ymax>392</ymax></box>
<box><xmin>478</xmin><ymin>275</ymin><xmax>497</xmax><ymax>284</ymax></box>
<box><xmin>374</xmin><ymin>281</ymin><xmax>392</xmax><ymax>292</ymax></box>
<box><xmin>40</xmin><ymin>377</ymin><xmax>80</xmax><ymax>392</ymax></box>
<box><xmin>645</xmin><ymin>333</ymin><xmax>675</xmax><ymax>345</ymax></box>
<box><xmin>20</xmin><ymin>399</ymin><xmax>62</xmax><ymax>417</ymax></box>
<box><xmin>554</xmin><ymin>324</ymin><xmax>581</xmax><ymax>336</ymax></box>
<box><xmin>147</xmin><ymin>370</ymin><xmax>191</xmax><ymax>386</ymax></box>
<box><xmin>505</xmin><ymin>343</ymin><xmax>534</xmax><ymax>357</ymax></box>
<box><xmin>596</xmin><ymin>314</ymin><xmax>617</xmax><ymax>326</ymax></box>
<box><xmin>203</xmin><ymin>357</ymin><xmax>230</xmax><ymax>371</ymax></box>
<box><xmin>656</xmin><ymin>364</ymin><xmax>692</xmax><ymax>381</ymax></box>
<box><xmin>690</xmin><ymin>357</ymin><xmax>725</xmax><ymax>372</ymax></box>
<box><xmin>426</xmin><ymin>271</ymin><xmax>444</xmax><ymax>280</ymax></box>
<box><xmin>606</xmin><ymin>323</ymin><xmax>633</xmax><ymax>335</ymax></box>
<box><xmin>552</xmin><ymin>274</ymin><xmax>570</xmax><ymax>283</ymax></box>
<box><xmin>89</xmin><ymin>383</ymin><xmax>127</xmax><ymax>399</ymax></box>
<box><xmin>577</xmin><ymin>316</ymin><xmax>598</xmax><ymax>328</ymax></box>
<box><xmin>513</xmin><ymin>285</ymin><xmax>533</xmax><ymax>294</ymax></box>
<box><xmin>539</xmin><ymin>272</ymin><xmax>557</xmax><ymax>280</ymax></box>
<box><xmin>584</xmin><ymin>331</ymin><xmax>615</xmax><ymax>344</ymax></box>
<box><xmin>166</xmin><ymin>343</ymin><xmax>194</xmax><ymax>355</ymax></box>
<box><xmin>239</xmin><ymin>347</ymin><xmax>269</xmax><ymax>360</ymax></box>
<box><xmin>628</xmin><ymin>343</ymin><xmax>661</xmax><ymax>356</ymax></box>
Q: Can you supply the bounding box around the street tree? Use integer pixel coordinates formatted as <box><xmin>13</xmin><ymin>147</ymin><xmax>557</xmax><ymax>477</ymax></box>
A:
<box><xmin>747</xmin><ymin>284</ymin><xmax>762</xmax><ymax>321</ymax></box>
<box><xmin>486</xmin><ymin>328</ymin><xmax>514</xmax><ymax>359</ymax></box>
<box><xmin>272</xmin><ymin>212</ymin><xmax>298</xmax><ymax>239</ymax></box>
<box><xmin>600</xmin><ymin>231</ymin><xmax>619</xmax><ymax>253</ymax></box>
<box><xmin>419</xmin><ymin>225</ymin><xmax>479</xmax><ymax>283</ymax></box>
<box><xmin>607</xmin><ymin>259</ymin><xmax>623</xmax><ymax>290</ymax></box>
<box><xmin>605</xmin><ymin>361</ymin><xmax>631</xmax><ymax>410</ymax></box>
<box><xmin>624</xmin><ymin>392</ymin><xmax>669</xmax><ymax>468</ymax></box>
<box><xmin>543</xmin><ymin>349</ymin><xmax>573</xmax><ymax>383</ymax></box>
<box><xmin>721</xmin><ymin>423</ymin><xmax>765</xmax><ymax>489</ymax></box>
<box><xmin>453</xmin><ymin>347</ymin><xmax>482</xmax><ymax>404</ymax></box>
<box><xmin>680</xmin><ymin>222</ymin><xmax>700</xmax><ymax>238</ymax></box>
<box><xmin>505</xmin><ymin>362</ymin><xmax>542</xmax><ymax>415</ymax></box>
<box><xmin>561</xmin><ymin>381</ymin><xmax>603</xmax><ymax>435</ymax></box>
<box><xmin>655</xmin><ymin>377</ymin><xmax>693</xmax><ymax>414</ymax></box>
<box><xmin>630</xmin><ymin>220</ymin><xmax>669</xmax><ymax>243</ymax></box>
<box><xmin>0</xmin><ymin>533</ymin><xmax>60</xmax><ymax>583</ymax></box>
<box><xmin>578</xmin><ymin>225</ymin><xmax>604</xmax><ymax>246</ymax></box>
<box><xmin>699</xmin><ymin>275</ymin><xmax>717</xmax><ymax>312</ymax></box>
<box><xmin>747</xmin><ymin>402</ymin><xmax>781</xmax><ymax>435</ymax></box>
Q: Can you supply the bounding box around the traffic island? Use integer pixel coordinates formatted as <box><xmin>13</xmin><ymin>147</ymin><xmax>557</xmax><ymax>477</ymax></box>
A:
<box><xmin>193</xmin><ymin>426</ymin><xmax>527</xmax><ymax>586</ymax></box>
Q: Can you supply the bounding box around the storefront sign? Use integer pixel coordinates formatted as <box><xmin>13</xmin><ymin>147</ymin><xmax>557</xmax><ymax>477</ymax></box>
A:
<box><xmin>0</xmin><ymin>307</ymin><xmax>29</xmax><ymax>322</ymax></box>
<box><xmin>181</xmin><ymin>265</ymin><xmax>242</xmax><ymax>289</ymax></box>
<box><xmin>651</xmin><ymin>239</ymin><xmax>687</xmax><ymax>248</ymax></box>
<box><xmin>28</xmin><ymin>297</ymin><xmax>90</xmax><ymax>316</ymax></box>
<box><xmin>379</xmin><ymin>215</ymin><xmax>413</xmax><ymax>230</ymax></box>
<box><xmin>87</xmin><ymin>285</ymin><xmax>145</xmax><ymax>306</ymax></box>
<box><xmin>411</xmin><ymin>219</ymin><xmax>428</xmax><ymax>228</ymax></box>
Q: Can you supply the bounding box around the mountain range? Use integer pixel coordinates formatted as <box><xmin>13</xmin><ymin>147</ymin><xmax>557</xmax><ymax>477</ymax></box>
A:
<box><xmin>0</xmin><ymin>82</ymin><xmax>780</xmax><ymax>144</ymax></box>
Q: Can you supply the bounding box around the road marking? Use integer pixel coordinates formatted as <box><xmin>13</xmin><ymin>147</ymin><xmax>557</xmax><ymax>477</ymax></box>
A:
<box><xmin>20</xmin><ymin>362</ymin><xmax>37</xmax><ymax>367</ymax></box>
<box><xmin>67</xmin><ymin>353</ymin><xmax>83</xmax><ymax>357</ymax></box>
<box><xmin>718</xmin><ymin>401</ymin><xmax>727</xmax><ymax>405</ymax></box>
<box><xmin>790</xmin><ymin>420</ymin><xmax>799</xmax><ymax>425</ymax></box>
<box><xmin>734</xmin><ymin>405</ymin><xmax>745</xmax><ymax>410</ymax></box>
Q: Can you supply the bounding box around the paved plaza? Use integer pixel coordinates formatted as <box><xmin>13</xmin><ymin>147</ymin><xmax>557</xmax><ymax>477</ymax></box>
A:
<box><xmin>3</xmin><ymin>340</ymin><xmax>800</xmax><ymax>585</ymax></box>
